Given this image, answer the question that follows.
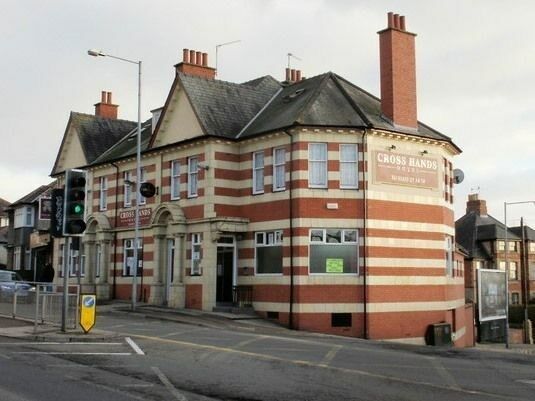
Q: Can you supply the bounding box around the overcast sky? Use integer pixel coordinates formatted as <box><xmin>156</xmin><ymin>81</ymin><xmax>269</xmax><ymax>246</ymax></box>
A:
<box><xmin>1</xmin><ymin>0</ymin><xmax>534</xmax><ymax>226</ymax></box>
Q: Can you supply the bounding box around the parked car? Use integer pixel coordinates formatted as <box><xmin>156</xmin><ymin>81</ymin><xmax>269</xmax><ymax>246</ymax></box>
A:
<box><xmin>0</xmin><ymin>270</ymin><xmax>35</xmax><ymax>302</ymax></box>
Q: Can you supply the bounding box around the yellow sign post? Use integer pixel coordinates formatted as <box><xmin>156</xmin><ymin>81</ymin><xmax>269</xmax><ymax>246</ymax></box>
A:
<box><xmin>80</xmin><ymin>294</ymin><xmax>96</xmax><ymax>333</ymax></box>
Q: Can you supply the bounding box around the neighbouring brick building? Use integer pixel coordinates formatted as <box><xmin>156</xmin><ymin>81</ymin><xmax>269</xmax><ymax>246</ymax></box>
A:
<box><xmin>51</xmin><ymin>12</ymin><xmax>472</xmax><ymax>346</ymax></box>
<box><xmin>456</xmin><ymin>193</ymin><xmax>535</xmax><ymax>306</ymax></box>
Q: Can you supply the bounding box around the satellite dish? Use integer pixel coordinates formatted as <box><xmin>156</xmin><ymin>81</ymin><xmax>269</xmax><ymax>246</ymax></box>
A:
<box><xmin>453</xmin><ymin>168</ymin><xmax>465</xmax><ymax>184</ymax></box>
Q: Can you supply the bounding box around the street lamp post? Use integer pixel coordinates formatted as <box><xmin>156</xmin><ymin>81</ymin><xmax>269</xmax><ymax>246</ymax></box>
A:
<box><xmin>88</xmin><ymin>49</ymin><xmax>142</xmax><ymax>311</ymax></box>
<box><xmin>504</xmin><ymin>200</ymin><xmax>535</xmax><ymax>348</ymax></box>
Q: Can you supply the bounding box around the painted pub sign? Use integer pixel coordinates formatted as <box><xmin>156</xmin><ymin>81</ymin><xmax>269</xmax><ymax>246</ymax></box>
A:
<box><xmin>373</xmin><ymin>151</ymin><xmax>439</xmax><ymax>189</ymax></box>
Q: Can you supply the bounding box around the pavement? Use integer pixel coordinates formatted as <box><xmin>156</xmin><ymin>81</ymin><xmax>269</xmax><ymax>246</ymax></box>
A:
<box><xmin>1</xmin><ymin>301</ymin><xmax>534</xmax><ymax>356</ymax></box>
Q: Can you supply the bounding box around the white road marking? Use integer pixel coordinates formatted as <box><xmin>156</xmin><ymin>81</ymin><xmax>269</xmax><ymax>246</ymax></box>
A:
<box><xmin>320</xmin><ymin>345</ymin><xmax>342</xmax><ymax>366</ymax></box>
<box><xmin>14</xmin><ymin>352</ymin><xmax>132</xmax><ymax>355</ymax></box>
<box><xmin>234</xmin><ymin>335</ymin><xmax>268</xmax><ymax>348</ymax></box>
<box><xmin>125</xmin><ymin>336</ymin><xmax>145</xmax><ymax>355</ymax></box>
<box><xmin>517</xmin><ymin>379</ymin><xmax>535</xmax><ymax>385</ymax></box>
<box><xmin>0</xmin><ymin>342</ymin><xmax>122</xmax><ymax>346</ymax></box>
<box><xmin>152</xmin><ymin>366</ymin><xmax>188</xmax><ymax>401</ymax></box>
<box><xmin>0</xmin><ymin>352</ymin><xmax>11</xmax><ymax>359</ymax></box>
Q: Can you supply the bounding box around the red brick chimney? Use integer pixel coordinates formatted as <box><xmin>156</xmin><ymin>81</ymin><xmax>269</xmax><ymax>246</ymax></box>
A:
<box><xmin>175</xmin><ymin>48</ymin><xmax>216</xmax><ymax>79</ymax></box>
<box><xmin>466</xmin><ymin>194</ymin><xmax>488</xmax><ymax>215</ymax></box>
<box><xmin>378</xmin><ymin>12</ymin><xmax>418</xmax><ymax>129</ymax></box>
<box><xmin>94</xmin><ymin>91</ymin><xmax>118</xmax><ymax>119</ymax></box>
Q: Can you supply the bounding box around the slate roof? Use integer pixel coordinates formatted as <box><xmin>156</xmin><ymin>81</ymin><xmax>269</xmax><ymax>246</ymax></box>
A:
<box><xmin>51</xmin><ymin>112</ymin><xmax>137</xmax><ymax>175</ymax></box>
<box><xmin>92</xmin><ymin>119</ymin><xmax>152</xmax><ymax>164</ymax></box>
<box><xmin>0</xmin><ymin>198</ymin><xmax>10</xmax><ymax>217</ymax></box>
<box><xmin>9</xmin><ymin>183</ymin><xmax>55</xmax><ymax>208</ymax></box>
<box><xmin>455</xmin><ymin>212</ymin><xmax>520</xmax><ymax>259</ymax></box>
<box><xmin>510</xmin><ymin>225</ymin><xmax>535</xmax><ymax>241</ymax></box>
<box><xmin>178</xmin><ymin>73</ymin><xmax>282</xmax><ymax>138</ymax></box>
<box><xmin>238</xmin><ymin>72</ymin><xmax>455</xmax><ymax>144</ymax></box>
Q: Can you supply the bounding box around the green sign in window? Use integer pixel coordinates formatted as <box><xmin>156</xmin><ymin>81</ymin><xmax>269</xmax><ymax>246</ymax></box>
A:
<box><xmin>326</xmin><ymin>258</ymin><xmax>344</xmax><ymax>273</ymax></box>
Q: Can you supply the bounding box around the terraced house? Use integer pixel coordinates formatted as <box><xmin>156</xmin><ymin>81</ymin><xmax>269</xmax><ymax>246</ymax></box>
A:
<box><xmin>51</xmin><ymin>13</ymin><xmax>472</xmax><ymax>346</ymax></box>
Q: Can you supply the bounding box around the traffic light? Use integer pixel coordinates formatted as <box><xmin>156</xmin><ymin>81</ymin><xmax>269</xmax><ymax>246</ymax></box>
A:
<box><xmin>63</xmin><ymin>169</ymin><xmax>87</xmax><ymax>236</ymax></box>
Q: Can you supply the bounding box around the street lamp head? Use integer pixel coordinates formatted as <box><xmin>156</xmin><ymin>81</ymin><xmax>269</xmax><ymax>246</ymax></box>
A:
<box><xmin>87</xmin><ymin>49</ymin><xmax>106</xmax><ymax>57</ymax></box>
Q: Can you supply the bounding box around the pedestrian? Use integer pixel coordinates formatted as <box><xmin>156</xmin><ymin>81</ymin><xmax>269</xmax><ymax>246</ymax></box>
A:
<box><xmin>40</xmin><ymin>263</ymin><xmax>55</xmax><ymax>292</ymax></box>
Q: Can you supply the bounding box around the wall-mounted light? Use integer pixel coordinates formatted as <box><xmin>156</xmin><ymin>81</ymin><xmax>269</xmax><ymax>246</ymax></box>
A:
<box><xmin>197</xmin><ymin>163</ymin><xmax>209</xmax><ymax>171</ymax></box>
<box><xmin>388</xmin><ymin>144</ymin><xmax>396</xmax><ymax>151</ymax></box>
<box><xmin>420</xmin><ymin>150</ymin><xmax>428</xmax><ymax>156</ymax></box>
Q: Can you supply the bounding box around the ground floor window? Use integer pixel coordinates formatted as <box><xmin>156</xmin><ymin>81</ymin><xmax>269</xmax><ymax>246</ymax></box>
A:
<box><xmin>309</xmin><ymin>229</ymin><xmax>358</xmax><ymax>274</ymax></box>
<box><xmin>255</xmin><ymin>230</ymin><xmax>283</xmax><ymax>274</ymax></box>
<box><xmin>191</xmin><ymin>234</ymin><xmax>202</xmax><ymax>275</ymax></box>
<box><xmin>13</xmin><ymin>247</ymin><xmax>21</xmax><ymax>270</ymax></box>
<box><xmin>511</xmin><ymin>292</ymin><xmax>520</xmax><ymax>305</ymax></box>
<box><xmin>123</xmin><ymin>238</ymin><xmax>143</xmax><ymax>276</ymax></box>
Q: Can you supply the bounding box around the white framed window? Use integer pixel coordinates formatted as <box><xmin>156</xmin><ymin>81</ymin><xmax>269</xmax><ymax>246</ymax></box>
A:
<box><xmin>191</xmin><ymin>233</ymin><xmax>202</xmax><ymax>275</ymax></box>
<box><xmin>509</xmin><ymin>261</ymin><xmax>518</xmax><ymax>280</ymax></box>
<box><xmin>95</xmin><ymin>243</ymin><xmax>102</xmax><ymax>278</ymax></box>
<box><xmin>139</xmin><ymin>167</ymin><xmax>146</xmax><ymax>205</ymax></box>
<box><xmin>171</xmin><ymin>160</ymin><xmax>181</xmax><ymax>200</ymax></box>
<box><xmin>340</xmin><ymin>144</ymin><xmax>358</xmax><ymax>189</ymax></box>
<box><xmin>499</xmin><ymin>260</ymin><xmax>506</xmax><ymax>271</ymax></box>
<box><xmin>309</xmin><ymin>143</ymin><xmax>328</xmax><ymax>188</ymax></box>
<box><xmin>69</xmin><ymin>246</ymin><xmax>81</xmax><ymax>277</ymax></box>
<box><xmin>80</xmin><ymin>253</ymin><xmax>86</xmax><ymax>278</ymax></box>
<box><xmin>255</xmin><ymin>230</ymin><xmax>283</xmax><ymax>274</ymax></box>
<box><xmin>273</xmin><ymin>147</ymin><xmax>286</xmax><ymax>191</ymax></box>
<box><xmin>253</xmin><ymin>151</ymin><xmax>265</xmax><ymax>194</ymax></box>
<box><xmin>13</xmin><ymin>247</ymin><xmax>21</xmax><ymax>270</ymax></box>
<box><xmin>511</xmin><ymin>292</ymin><xmax>520</xmax><ymax>305</ymax></box>
<box><xmin>99</xmin><ymin>177</ymin><xmax>108</xmax><ymax>211</ymax></box>
<box><xmin>24</xmin><ymin>248</ymin><xmax>31</xmax><ymax>270</ymax></box>
<box><xmin>123</xmin><ymin>238</ymin><xmax>143</xmax><ymax>276</ymax></box>
<box><xmin>508</xmin><ymin>241</ymin><xmax>517</xmax><ymax>252</ymax></box>
<box><xmin>309</xmin><ymin>229</ymin><xmax>358</xmax><ymax>274</ymax></box>
<box><xmin>497</xmin><ymin>241</ymin><xmax>505</xmax><ymax>251</ymax></box>
<box><xmin>530</xmin><ymin>243</ymin><xmax>535</xmax><ymax>253</ymax></box>
<box><xmin>446</xmin><ymin>236</ymin><xmax>453</xmax><ymax>277</ymax></box>
<box><xmin>188</xmin><ymin>157</ymin><xmax>198</xmax><ymax>198</ymax></box>
<box><xmin>14</xmin><ymin>206</ymin><xmax>33</xmax><ymax>228</ymax></box>
<box><xmin>124</xmin><ymin>171</ymin><xmax>132</xmax><ymax>207</ymax></box>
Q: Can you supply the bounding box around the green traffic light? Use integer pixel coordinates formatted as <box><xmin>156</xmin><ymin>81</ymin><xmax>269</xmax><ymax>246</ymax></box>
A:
<box><xmin>71</xmin><ymin>203</ymin><xmax>84</xmax><ymax>215</ymax></box>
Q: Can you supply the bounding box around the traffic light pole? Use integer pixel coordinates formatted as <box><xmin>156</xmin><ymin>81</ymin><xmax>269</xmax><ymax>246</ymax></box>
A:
<box><xmin>61</xmin><ymin>236</ymin><xmax>70</xmax><ymax>332</ymax></box>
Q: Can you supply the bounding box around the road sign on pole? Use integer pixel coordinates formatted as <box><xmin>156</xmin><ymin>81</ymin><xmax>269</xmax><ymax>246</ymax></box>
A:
<box><xmin>80</xmin><ymin>294</ymin><xmax>96</xmax><ymax>333</ymax></box>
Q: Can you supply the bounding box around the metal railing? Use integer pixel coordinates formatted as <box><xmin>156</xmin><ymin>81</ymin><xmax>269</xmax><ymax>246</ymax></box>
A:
<box><xmin>232</xmin><ymin>285</ymin><xmax>253</xmax><ymax>307</ymax></box>
<box><xmin>0</xmin><ymin>281</ymin><xmax>80</xmax><ymax>331</ymax></box>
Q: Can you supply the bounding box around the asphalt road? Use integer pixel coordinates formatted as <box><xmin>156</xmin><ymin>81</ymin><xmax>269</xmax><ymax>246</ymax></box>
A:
<box><xmin>1</xmin><ymin>309</ymin><xmax>535</xmax><ymax>401</ymax></box>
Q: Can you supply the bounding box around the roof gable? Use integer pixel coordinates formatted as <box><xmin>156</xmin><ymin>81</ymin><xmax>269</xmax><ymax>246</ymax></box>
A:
<box><xmin>51</xmin><ymin>112</ymin><xmax>136</xmax><ymax>175</ymax></box>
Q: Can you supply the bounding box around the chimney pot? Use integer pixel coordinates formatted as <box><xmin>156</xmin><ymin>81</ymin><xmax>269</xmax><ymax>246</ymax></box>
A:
<box><xmin>394</xmin><ymin>14</ymin><xmax>400</xmax><ymax>29</ymax></box>
<box><xmin>285</xmin><ymin>68</ymin><xmax>291</xmax><ymax>82</ymax></box>
<box><xmin>189</xmin><ymin>50</ymin><xmax>196</xmax><ymax>64</ymax></box>
<box><xmin>202</xmin><ymin>52</ymin><xmax>208</xmax><ymax>66</ymax></box>
<box><xmin>175</xmin><ymin>48</ymin><xmax>216</xmax><ymax>80</ymax></box>
<box><xmin>183</xmin><ymin>48</ymin><xmax>190</xmax><ymax>63</ymax></box>
<box><xmin>95</xmin><ymin>91</ymin><xmax>118</xmax><ymax>119</ymax></box>
<box><xmin>101</xmin><ymin>91</ymin><xmax>107</xmax><ymax>103</ymax></box>
<box><xmin>400</xmin><ymin>15</ymin><xmax>406</xmax><ymax>31</ymax></box>
<box><xmin>296</xmin><ymin>70</ymin><xmax>302</xmax><ymax>81</ymax></box>
<box><xmin>291</xmin><ymin>69</ymin><xmax>296</xmax><ymax>82</ymax></box>
<box><xmin>107</xmin><ymin>92</ymin><xmax>112</xmax><ymax>104</ymax></box>
<box><xmin>196</xmin><ymin>51</ymin><xmax>202</xmax><ymax>65</ymax></box>
<box><xmin>387</xmin><ymin>12</ymin><xmax>394</xmax><ymax>28</ymax></box>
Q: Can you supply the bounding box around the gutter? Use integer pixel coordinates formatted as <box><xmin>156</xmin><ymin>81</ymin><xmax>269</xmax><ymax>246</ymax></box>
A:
<box><xmin>362</xmin><ymin>129</ymin><xmax>368</xmax><ymax>339</ymax></box>
<box><xmin>283</xmin><ymin>129</ymin><xmax>295</xmax><ymax>330</ymax></box>
<box><xmin>111</xmin><ymin>162</ymin><xmax>120</xmax><ymax>299</ymax></box>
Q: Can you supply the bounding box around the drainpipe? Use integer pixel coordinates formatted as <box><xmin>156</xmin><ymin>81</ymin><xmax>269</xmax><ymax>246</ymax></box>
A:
<box><xmin>111</xmin><ymin>163</ymin><xmax>120</xmax><ymax>299</ymax></box>
<box><xmin>362</xmin><ymin>129</ymin><xmax>368</xmax><ymax>339</ymax></box>
<box><xmin>283</xmin><ymin>130</ymin><xmax>295</xmax><ymax>330</ymax></box>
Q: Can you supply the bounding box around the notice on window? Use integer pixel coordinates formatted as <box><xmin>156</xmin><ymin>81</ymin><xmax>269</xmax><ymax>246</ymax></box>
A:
<box><xmin>326</xmin><ymin>258</ymin><xmax>344</xmax><ymax>273</ymax></box>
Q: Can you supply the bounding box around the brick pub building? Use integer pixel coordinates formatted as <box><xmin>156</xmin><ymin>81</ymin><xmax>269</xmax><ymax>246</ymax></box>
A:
<box><xmin>51</xmin><ymin>13</ymin><xmax>472</xmax><ymax>346</ymax></box>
